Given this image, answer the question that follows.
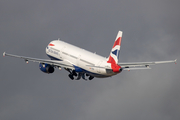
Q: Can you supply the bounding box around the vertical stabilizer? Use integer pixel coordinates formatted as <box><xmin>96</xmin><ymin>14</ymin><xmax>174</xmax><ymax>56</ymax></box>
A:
<box><xmin>107</xmin><ymin>31</ymin><xmax>123</xmax><ymax>64</ymax></box>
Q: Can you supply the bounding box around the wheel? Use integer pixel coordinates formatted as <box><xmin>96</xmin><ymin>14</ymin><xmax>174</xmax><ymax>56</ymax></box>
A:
<box><xmin>89</xmin><ymin>76</ymin><xmax>94</xmax><ymax>80</ymax></box>
<box><xmin>72</xmin><ymin>70</ymin><xmax>77</xmax><ymax>76</ymax></box>
<box><xmin>68</xmin><ymin>74</ymin><xmax>74</xmax><ymax>80</ymax></box>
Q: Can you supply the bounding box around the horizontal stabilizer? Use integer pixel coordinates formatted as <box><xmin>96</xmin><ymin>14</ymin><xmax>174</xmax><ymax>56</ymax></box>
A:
<box><xmin>123</xmin><ymin>67</ymin><xmax>151</xmax><ymax>71</ymax></box>
<box><xmin>118</xmin><ymin>59</ymin><xmax>177</xmax><ymax>68</ymax></box>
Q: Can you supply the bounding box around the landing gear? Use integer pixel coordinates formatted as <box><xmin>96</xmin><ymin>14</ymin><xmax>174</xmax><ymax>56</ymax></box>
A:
<box><xmin>76</xmin><ymin>73</ymin><xmax>82</xmax><ymax>80</ymax></box>
<box><xmin>72</xmin><ymin>70</ymin><xmax>77</xmax><ymax>76</ymax></box>
<box><xmin>65</xmin><ymin>68</ymin><xmax>76</xmax><ymax>80</ymax></box>
<box><xmin>68</xmin><ymin>74</ymin><xmax>74</xmax><ymax>80</ymax></box>
<box><xmin>65</xmin><ymin>68</ymin><xmax>94</xmax><ymax>80</ymax></box>
<box><xmin>82</xmin><ymin>73</ymin><xmax>87</xmax><ymax>80</ymax></box>
<box><xmin>89</xmin><ymin>76</ymin><xmax>94</xmax><ymax>80</ymax></box>
<box><xmin>85</xmin><ymin>74</ymin><xmax>94</xmax><ymax>80</ymax></box>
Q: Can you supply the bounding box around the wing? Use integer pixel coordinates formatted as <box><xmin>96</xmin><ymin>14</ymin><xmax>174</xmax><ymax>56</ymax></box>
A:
<box><xmin>3</xmin><ymin>52</ymin><xmax>74</xmax><ymax>69</ymax></box>
<box><xmin>118</xmin><ymin>59</ymin><xmax>177</xmax><ymax>71</ymax></box>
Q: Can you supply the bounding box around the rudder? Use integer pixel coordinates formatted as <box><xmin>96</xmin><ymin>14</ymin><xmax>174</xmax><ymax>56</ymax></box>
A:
<box><xmin>107</xmin><ymin>31</ymin><xmax>123</xmax><ymax>64</ymax></box>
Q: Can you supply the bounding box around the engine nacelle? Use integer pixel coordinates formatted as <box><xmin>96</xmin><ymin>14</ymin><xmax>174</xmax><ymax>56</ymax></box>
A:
<box><xmin>39</xmin><ymin>63</ymin><xmax>54</xmax><ymax>73</ymax></box>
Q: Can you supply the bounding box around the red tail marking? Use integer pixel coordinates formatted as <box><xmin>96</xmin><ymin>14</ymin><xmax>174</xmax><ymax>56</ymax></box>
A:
<box><xmin>107</xmin><ymin>56</ymin><xmax>121</xmax><ymax>73</ymax></box>
<box><xmin>107</xmin><ymin>56</ymin><xmax>116</xmax><ymax>64</ymax></box>
<box><xmin>112</xmin><ymin>37</ymin><xmax>121</xmax><ymax>48</ymax></box>
<box><xmin>111</xmin><ymin>63</ymin><xmax>121</xmax><ymax>73</ymax></box>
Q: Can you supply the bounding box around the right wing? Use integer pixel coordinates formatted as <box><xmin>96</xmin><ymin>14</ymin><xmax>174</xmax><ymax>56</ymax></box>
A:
<box><xmin>118</xmin><ymin>59</ymin><xmax>177</xmax><ymax>71</ymax></box>
<box><xmin>3</xmin><ymin>52</ymin><xmax>74</xmax><ymax>69</ymax></box>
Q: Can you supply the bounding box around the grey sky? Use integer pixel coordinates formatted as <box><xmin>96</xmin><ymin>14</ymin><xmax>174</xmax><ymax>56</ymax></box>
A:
<box><xmin>0</xmin><ymin>0</ymin><xmax>180</xmax><ymax>120</ymax></box>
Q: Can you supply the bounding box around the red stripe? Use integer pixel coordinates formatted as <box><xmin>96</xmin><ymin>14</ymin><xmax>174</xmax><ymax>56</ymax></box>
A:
<box><xmin>111</xmin><ymin>63</ymin><xmax>121</xmax><ymax>73</ymax></box>
<box><xmin>107</xmin><ymin>56</ymin><xmax>121</xmax><ymax>73</ymax></box>
<box><xmin>49</xmin><ymin>43</ymin><xmax>55</xmax><ymax>46</ymax></box>
<box><xmin>112</xmin><ymin>37</ymin><xmax>121</xmax><ymax>48</ymax></box>
<box><xmin>107</xmin><ymin>56</ymin><xmax>116</xmax><ymax>64</ymax></box>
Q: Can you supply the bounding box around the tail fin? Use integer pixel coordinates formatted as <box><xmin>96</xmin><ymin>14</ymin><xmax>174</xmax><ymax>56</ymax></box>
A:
<box><xmin>107</xmin><ymin>31</ymin><xmax>123</xmax><ymax>64</ymax></box>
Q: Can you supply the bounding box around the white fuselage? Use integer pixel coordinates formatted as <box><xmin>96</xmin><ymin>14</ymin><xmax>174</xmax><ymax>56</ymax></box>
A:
<box><xmin>4</xmin><ymin>31</ymin><xmax>176</xmax><ymax>80</ymax></box>
<box><xmin>46</xmin><ymin>40</ymin><xmax>118</xmax><ymax>78</ymax></box>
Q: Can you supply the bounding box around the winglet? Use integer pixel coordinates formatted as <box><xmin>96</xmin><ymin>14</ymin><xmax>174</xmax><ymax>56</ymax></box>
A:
<box><xmin>175</xmin><ymin>59</ymin><xmax>177</xmax><ymax>64</ymax></box>
<box><xmin>3</xmin><ymin>52</ymin><xmax>6</xmax><ymax>57</ymax></box>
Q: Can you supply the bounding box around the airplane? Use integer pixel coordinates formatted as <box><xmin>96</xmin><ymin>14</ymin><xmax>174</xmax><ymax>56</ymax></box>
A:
<box><xmin>3</xmin><ymin>31</ymin><xmax>177</xmax><ymax>80</ymax></box>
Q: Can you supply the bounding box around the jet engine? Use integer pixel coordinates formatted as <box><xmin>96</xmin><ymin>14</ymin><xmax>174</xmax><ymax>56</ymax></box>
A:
<box><xmin>39</xmin><ymin>63</ymin><xmax>54</xmax><ymax>73</ymax></box>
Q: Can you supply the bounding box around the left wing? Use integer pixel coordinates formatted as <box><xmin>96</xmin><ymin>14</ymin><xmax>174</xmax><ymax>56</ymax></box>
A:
<box><xmin>118</xmin><ymin>59</ymin><xmax>177</xmax><ymax>71</ymax></box>
<box><xmin>3</xmin><ymin>52</ymin><xmax>74</xmax><ymax>69</ymax></box>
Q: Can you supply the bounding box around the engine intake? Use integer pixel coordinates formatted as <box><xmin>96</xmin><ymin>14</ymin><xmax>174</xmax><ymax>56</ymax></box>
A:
<box><xmin>39</xmin><ymin>63</ymin><xmax>54</xmax><ymax>73</ymax></box>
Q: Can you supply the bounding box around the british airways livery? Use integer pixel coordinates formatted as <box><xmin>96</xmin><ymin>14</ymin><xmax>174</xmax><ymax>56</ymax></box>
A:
<box><xmin>3</xmin><ymin>31</ymin><xmax>177</xmax><ymax>80</ymax></box>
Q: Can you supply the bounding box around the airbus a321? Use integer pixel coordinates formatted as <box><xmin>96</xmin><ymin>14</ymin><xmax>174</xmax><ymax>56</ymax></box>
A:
<box><xmin>3</xmin><ymin>31</ymin><xmax>177</xmax><ymax>80</ymax></box>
